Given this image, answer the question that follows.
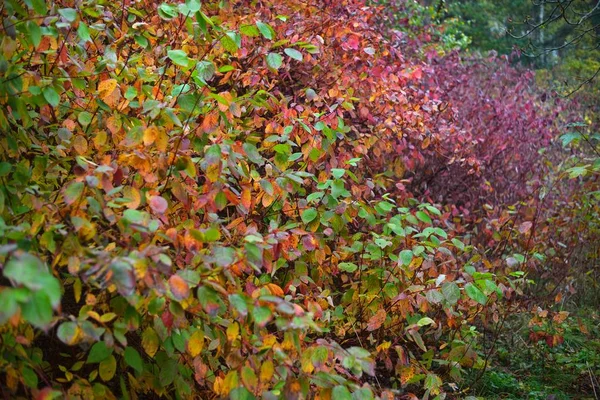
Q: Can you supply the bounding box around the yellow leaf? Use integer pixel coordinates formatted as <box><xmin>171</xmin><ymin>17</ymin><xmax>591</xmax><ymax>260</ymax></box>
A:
<box><xmin>221</xmin><ymin>370</ymin><xmax>238</xmax><ymax>396</ymax></box>
<box><xmin>260</xmin><ymin>360</ymin><xmax>274</xmax><ymax>382</ymax></box>
<box><xmin>155</xmin><ymin>130</ymin><xmax>169</xmax><ymax>152</ymax></box>
<box><xmin>93</xmin><ymin>131</ymin><xmax>107</xmax><ymax>149</ymax></box>
<box><xmin>98</xmin><ymin>79</ymin><xmax>120</xmax><ymax>106</ymax></box>
<box><xmin>143</xmin><ymin>126</ymin><xmax>159</xmax><ymax>146</ymax></box>
<box><xmin>241</xmin><ymin>366</ymin><xmax>258</xmax><ymax>392</ymax></box>
<box><xmin>262</xmin><ymin>192</ymin><xmax>274</xmax><ymax>207</ymax></box>
<box><xmin>300</xmin><ymin>351</ymin><xmax>314</xmax><ymax>373</ymax></box>
<box><xmin>376</xmin><ymin>341</ymin><xmax>391</xmax><ymax>353</ymax></box>
<box><xmin>187</xmin><ymin>330</ymin><xmax>204</xmax><ymax>357</ymax></box>
<box><xmin>141</xmin><ymin>328</ymin><xmax>159</xmax><ymax>358</ymax></box>
<box><xmin>206</xmin><ymin>162</ymin><xmax>221</xmax><ymax>183</ymax></box>
<box><xmin>87</xmin><ymin>311</ymin><xmax>102</xmax><ymax>322</ymax></box>
<box><xmin>74</xmin><ymin>278</ymin><xmax>82</xmax><ymax>303</ymax></box>
<box><xmin>98</xmin><ymin>79</ymin><xmax>117</xmax><ymax>97</ymax></box>
<box><xmin>122</xmin><ymin>186</ymin><xmax>141</xmax><ymax>210</ymax></box>
<box><xmin>99</xmin><ymin>355</ymin><xmax>117</xmax><ymax>381</ymax></box>
<box><xmin>73</xmin><ymin>135</ymin><xmax>88</xmax><ymax>155</ymax></box>
<box><xmin>100</xmin><ymin>313</ymin><xmax>117</xmax><ymax>323</ymax></box>
<box><xmin>213</xmin><ymin>377</ymin><xmax>224</xmax><ymax>395</ymax></box>
<box><xmin>226</xmin><ymin>322</ymin><xmax>239</xmax><ymax>342</ymax></box>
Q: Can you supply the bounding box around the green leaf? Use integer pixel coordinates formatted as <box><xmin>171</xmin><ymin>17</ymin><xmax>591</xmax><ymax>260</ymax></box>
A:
<box><xmin>158</xmin><ymin>3</ymin><xmax>179</xmax><ymax>19</ymax></box>
<box><xmin>465</xmin><ymin>283</ymin><xmax>488</xmax><ymax>305</ymax></box>
<box><xmin>560</xmin><ymin>131</ymin><xmax>581</xmax><ymax>147</ymax></box>
<box><xmin>27</xmin><ymin>21</ymin><xmax>42</xmax><ymax>47</ymax></box>
<box><xmin>441</xmin><ymin>282</ymin><xmax>460</xmax><ymax>305</ymax></box>
<box><xmin>416</xmin><ymin>210</ymin><xmax>432</xmax><ymax>224</ymax></box>
<box><xmin>3</xmin><ymin>253</ymin><xmax>53</xmax><ymax>291</ymax></box>
<box><xmin>399</xmin><ymin>249</ymin><xmax>413</xmax><ymax>266</ymax></box>
<box><xmin>30</xmin><ymin>0</ymin><xmax>47</xmax><ymax>14</ymax></box>
<box><xmin>196</xmin><ymin>60</ymin><xmax>215</xmax><ymax>82</ymax></box>
<box><xmin>57</xmin><ymin>321</ymin><xmax>82</xmax><ymax>345</ymax></box>
<box><xmin>87</xmin><ymin>341</ymin><xmax>112</xmax><ymax>364</ymax></box>
<box><xmin>58</xmin><ymin>8</ymin><xmax>78</xmax><ymax>22</ymax></box>
<box><xmin>256</xmin><ymin>21</ymin><xmax>273</xmax><ymax>39</ymax></box>
<box><xmin>21</xmin><ymin>366</ymin><xmax>38</xmax><ymax>388</ymax></box>
<box><xmin>124</xmin><ymin>347</ymin><xmax>143</xmax><ymax>373</ymax></box>
<box><xmin>417</xmin><ymin>317</ymin><xmax>435</xmax><ymax>327</ymax></box>
<box><xmin>229</xmin><ymin>294</ymin><xmax>248</xmax><ymax>316</ymax></box>
<box><xmin>266</xmin><ymin>52</ymin><xmax>283</xmax><ymax>70</ymax></box>
<box><xmin>332</xmin><ymin>385</ymin><xmax>352</xmax><ymax>400</ymax></box>
<box><xmin>331</xmin><ymin>168</ymin><xmax>346</xmax><ymax>178</ymax></box>
<box><xmin>20</xmin><ymin>290</ymin><xmax>53</xmax><ymax>329</ymax></box>
<box><xmin>77</xmin><ymin>22</ymin><xmax>91</xmax><ymax>42</ymax></box>
<box><xmin>240</xmin><ymin>24</ymin><xmax>260</xmax><ymax>37</ymax></box>
<box><xmin>42</xmin><ymin>86</ymin><xmax>60</xmax><ymax>107</ymax></box>
<box><xmin>197</xmin><ymin>286</ymin><xmax>224</xmax><ymax>316</ymax></box>
<box><xmin>424</xmin><ymin>373</ymin><xmax>443</xmax><ymax>393</ymax></box>
<box><xmin>230</xmin><ymin>387</ymin><xmax>257</xmax><ymax>400</ymax></box>
<box><xmin>167</xmin><ymin>49</ymin><xmax>190</xmax><ymax>68</ymax></box>
<box><xmin>123</xmin><ymin>209</ymin><xmax>147</xmax><ymax>224</ymax></box>
<box><xmin>301</xmin><ymin>208</ymin><xmax>318</xmax><ymax>224</ymax></box>
<box><xmin>252</xmin><ymin>306</ymin><xmax>272</xmax><ymax>327</ymax></box>
<box><xmin>243</xmin><ymin>143</ymin><xmax>264</xmax><ymax>165</ymax></box>
<box><xmin>0</xmin><ymin>162</ymin><xmax>11</xmax><ymax>177</ymax></box>
<box><xmin>220</xmin><ymin>32</ymin><xmax>240</xmax><ymax>54</ymax></box>
<box><xmin>78</xmin><ymin>111</ymin><xmax>92</xmax><ymax>126</ymax></box>
<box><xmin>284</xmin><ymin>48</ymin><xmax>303</xmax><ymax>61</ymax></box>
<box><xmin>40</xmin><ymin>274</ymin><xmax>61</xmax><ymax>309</ymax></box>
<box><xmin>451</xmin><ymin>238</ymin><xmax>465</xmax><ymax>251</ymax></box>
<box><xmin>64</xmin><ymin>181</ymin><xmax>84</xmax><ymax>205</ymax></box>
<box><xmin>185</xmin><ymin>0</ymin><xmax>201</xmax><ymax>13</ymax></box>
<box><xmin>338</xmin><ymin>262</ymin><xmax>358</xmax><ymax>273</ymax></box>
<box><xmin>0</xmin><ymin>290</ymin><xmax>19</xmax><ymax>325</ymax></box>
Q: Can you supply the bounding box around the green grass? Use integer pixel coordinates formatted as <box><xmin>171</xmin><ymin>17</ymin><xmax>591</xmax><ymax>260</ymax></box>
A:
<box><xmin>469</xmin><ymin>307</ymin><xmax>600</xmax><ymax>399</ymax></box>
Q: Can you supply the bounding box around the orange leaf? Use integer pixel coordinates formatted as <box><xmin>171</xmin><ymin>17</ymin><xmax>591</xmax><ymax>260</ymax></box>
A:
<box><xmin>169</xmin><ymin>274</ymin><xmax>190</xmax><ymax>301</ymax></box>
<box><xmin>201</xmin><ymin>112</ymin><xmax>219</xmax><ymax>133</ymax></box>
<box><xmin>241</xmin><ymin>187</ymin><xmax>252</xmax><ymax>210</ymax></box>
<box><xmin>367</xmin><ymin>308</ymin><xmax>386</xmax><ymax>331</ymax></box>
<box><xmin>266</xmin><ymin>283</ymin><xmax>284</xmax><ymax>297</ymax></box>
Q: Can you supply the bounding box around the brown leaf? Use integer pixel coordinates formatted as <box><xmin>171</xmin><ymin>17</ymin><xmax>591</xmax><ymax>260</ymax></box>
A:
<box><xmin>73</xmin><ymin>135</ymin><xmax>88</xmax><ymax>155</ymax></box>
<box><xmin>518</xmin><ymin>221</ymin><xmax>533</xmax><ymax>234</ymax></box>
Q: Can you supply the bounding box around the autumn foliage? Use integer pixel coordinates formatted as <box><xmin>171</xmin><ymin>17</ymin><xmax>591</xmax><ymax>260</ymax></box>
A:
<box><xmin>0</xmin><ymin>0</ymin><xmax>588</xmax><ymax>398</ymax></box>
